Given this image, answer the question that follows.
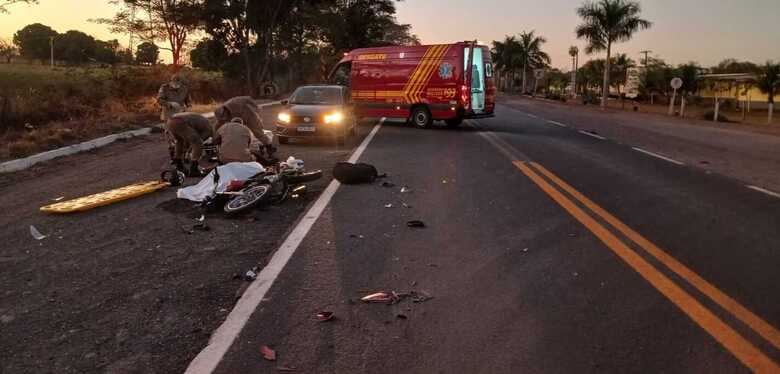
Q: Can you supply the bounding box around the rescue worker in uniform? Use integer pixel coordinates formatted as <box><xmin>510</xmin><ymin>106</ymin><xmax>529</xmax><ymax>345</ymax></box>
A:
<box><xmin>165</xmin><ymin>112</ymin><xmax>212</xmax><ymax>177</ymax></box>
<box><xmin>213</xmin><ymin>119</ymin><xmax>254</xmax><ymax>164</ymax></box>
<box><xmin>157</xmin><ymin>75</ymin><xmax>191</xmax><ymax>121</ymax></box>
<box><xmin>214</xmin><ymin>96</ymin><xmax>276</xmax><ymax>156</ymax></box>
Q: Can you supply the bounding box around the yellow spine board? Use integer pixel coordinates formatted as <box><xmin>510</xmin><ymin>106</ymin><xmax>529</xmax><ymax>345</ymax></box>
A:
<box><xmin>40</xmin><ymin>181</ymin><xmax>170</xmax><ymax>214</ymax></box>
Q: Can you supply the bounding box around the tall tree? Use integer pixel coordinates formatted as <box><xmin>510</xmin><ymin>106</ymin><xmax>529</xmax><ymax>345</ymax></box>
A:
<box><xmin>0</xmin><ymin>0</ymin><xmax>37</xmax><ymax>13</ymax></box>
<box><xmin>190</xmin><ymin>38</ymin><xmax>228</xmax><ymax>71</ymax></box>
<box><xmin>95</xmin><ymin>0</ymin><xmax>201</xmax><ymax>67</ymax></box>
<box><xmin>575</xmin><ymin>0</ymin><xmax>651</xmax><ymax>108</ymax></box>
<box><xmin>609</xmin><ymin>53</ymin><xmax>635</xmax><ymax>96</ymax></box>
<box><xmin>516</xmin><ymin>30</ymin><xmax>550</xmax><ymax>94</ymax></box>
<box><xmin>13</xmin><ymin>23</ymin><xmax>58</xmax><ymax>63</ymax></box>
<box><xmin>756</xmin><ymin>62</ymin><xmax>779</xmax><ymax>124</ymax></box>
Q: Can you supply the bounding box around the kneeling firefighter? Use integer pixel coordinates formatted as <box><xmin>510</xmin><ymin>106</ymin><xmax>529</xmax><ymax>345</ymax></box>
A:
<box><xmin>213</xmin><ymin>119</ymin><xmax>254</xmax><ymax>164</ymax></box>
<box><xmin>214</xmin><ymin>96</ymin><xmax>276</xmax><ymax>158</ymax></box>
<box><xmin>165</xmin><ymin>112</ymin><xmax>213</xmax><ymax>177</ymax></box>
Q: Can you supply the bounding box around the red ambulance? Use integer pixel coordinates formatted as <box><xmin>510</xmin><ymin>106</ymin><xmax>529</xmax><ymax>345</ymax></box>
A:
<box><xmin>329</xmin><ymin>41</ymin><xmax>495</xmax><ymax>128</ymax></box>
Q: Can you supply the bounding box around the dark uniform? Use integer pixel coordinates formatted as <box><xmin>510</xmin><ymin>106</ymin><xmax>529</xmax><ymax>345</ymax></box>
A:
<box><xmin>165</xmin><ymin>112</ymin><xmax>213</xmax><ymax>176</ymax></box>
<box><xmin>214</xmin><ymin>96</ymin><xmax>269</xmax><ymax>146</ymax></box>
<box><xmin>157</xmin><ymin>76</ymin><xmax>191</xmax><ymax>121</ymax></box>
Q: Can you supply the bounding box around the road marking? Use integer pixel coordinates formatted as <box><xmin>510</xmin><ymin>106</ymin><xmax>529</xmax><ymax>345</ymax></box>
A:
<box><xmin>632</xmin><ymin>147</ymin><xmax>685</xmax><ymax>165</ymax></box>
<box><xmin>547</xmin><ymin>120</ymin><xmax>568</xmax><ymax>128</ymax></box>
<box><xmin>184</xmin><ymin>119</ymin><xmax>385</xmax><ymax>374</ymax></box>
<box><xmin>746</xmin><ymin>185</ymin><xmax>780</xmax><ymax>199</ymax></box>
<box><xmin>514</xmin><ymin>161</ymin><xmax>779</xmax><ymax>373</ymax></box>
<box><xmin>578</xmin><ymin>130</ymin><xmax>607</xmax><ymax>140</ymax></box>
<box><xmin>531</xmin><ymin>162</ymin><xmax>780</xmax><ymax>352</ymax></box>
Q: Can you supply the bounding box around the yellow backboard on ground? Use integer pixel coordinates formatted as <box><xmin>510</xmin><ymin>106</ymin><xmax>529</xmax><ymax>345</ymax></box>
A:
<box><xmin>40</xmin><ymin>181</ymin><xmax>170</xmax><ymax>214</ymax></box>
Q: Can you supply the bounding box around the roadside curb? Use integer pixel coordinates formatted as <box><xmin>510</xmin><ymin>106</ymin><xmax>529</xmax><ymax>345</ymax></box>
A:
<box><xmin>0</xmin><ymin>101</ymin><xmax>279</xmax><ymax>174</ymax></box>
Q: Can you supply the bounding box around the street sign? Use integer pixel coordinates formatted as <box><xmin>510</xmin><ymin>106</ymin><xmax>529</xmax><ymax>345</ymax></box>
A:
<box><xmin>671</xmin><ymin>77</ymin><xmax>683</xmax><ymax>90</ymax></box>
<box><xmin>625</xmin><ymin>67</ymin><xmax>642</xmax><ymax>99</ymax></box>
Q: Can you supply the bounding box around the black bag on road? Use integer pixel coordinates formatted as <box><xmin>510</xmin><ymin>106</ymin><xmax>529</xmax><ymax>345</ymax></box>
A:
<box><xmin>333</xmin><ymin>162</ymin><xmax>379</xmax><ymax>184</ymax></box>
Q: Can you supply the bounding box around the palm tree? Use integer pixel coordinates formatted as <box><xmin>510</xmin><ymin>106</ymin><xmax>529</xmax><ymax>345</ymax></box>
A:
<box><xmin>575</xmin><ymin>0</ymin><xmax>652</xmax><ymax>108</ymax></box>
<box><xmin>517</xmin><ymin>30</ymin><xmax>550</xmax><ymax>94</ymax></box>
<box><xmin>491</xmin><ymin>37</ymin><xmax>518</xmax><ymax>92</ymax></box>
<box><xmin>756</xmin><ymin>62</ymin><xmax>780</xmax><ymax>124</ymax></box>
<box><xmin>610</xmin><ymin>53</ymin><xmax>635</xmax><ymax>98</ymax></box>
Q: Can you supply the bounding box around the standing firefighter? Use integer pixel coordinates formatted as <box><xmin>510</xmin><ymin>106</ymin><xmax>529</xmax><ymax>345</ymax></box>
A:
<box><xmin>165</xmin><ymin>112</ymin><xmax>213</xmax><ymax>177</ymax></box>
<box><xmin>214</xmin><ymin>96</ymin><xmax>275</xmax><ymax>156</ymax></box>
<box><xmin>158</xmin><ymin>75</ymin><xmax>191</xmax><ymax>121</ymax></box>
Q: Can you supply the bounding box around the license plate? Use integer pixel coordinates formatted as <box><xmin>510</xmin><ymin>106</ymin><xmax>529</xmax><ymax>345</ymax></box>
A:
<box><xmin>297</xmin><ymin>125</ymin><xmax>316</xmax><ymax>132</ymax></box>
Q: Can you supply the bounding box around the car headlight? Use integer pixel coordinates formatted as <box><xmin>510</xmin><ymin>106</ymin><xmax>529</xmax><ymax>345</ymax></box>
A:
<box><xmin>324</xmin><ymin>112</ymin><xmax>344</xmax><ymax>124</ymax></box>
<box><xmin>278</xmin><ymin>112</ymin><xmax>291</xmax><ymax>124</ymax></box>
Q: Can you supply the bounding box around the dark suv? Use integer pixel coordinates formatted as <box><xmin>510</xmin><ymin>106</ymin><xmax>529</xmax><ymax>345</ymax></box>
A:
<box><xmin>275</xmin><ymin>85</ymin><xmax>357</xmax><ymax>145</ymax></box>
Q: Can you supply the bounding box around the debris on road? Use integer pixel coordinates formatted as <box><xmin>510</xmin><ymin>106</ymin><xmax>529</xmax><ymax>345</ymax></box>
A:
<box><xmin>239</xmin><ymin>266</ymin><xmax>260</xmax><ymax>282</ymax></box>
<box><xmin>402</xmin><ymin>203</ymin><xmax>412</xmax><ymax>209</ymax></box>
<box><xmin>406</xmin><ymin>220</ymin><xmax>426</xmax><ymax>228</ymax></box>
<box><xmin>52</xmin><ymin>196</ymin><xmax>65</xmax><ymax>201</ymax></box>
<box><xmin>410</xmin><ymin>290</ymin><xmax>433</xmax><ymax>303</ymax></box>
<box><xmin>381</xmin><ymin>181</ymin><xmax>395</xmax><ymax>188</ymax></box>
<box><xmin>193</xmin><ymin>222</ymin><xmax>210</xmax><ymax>231</ymax></box>
<box><xmin>181</xmin><ymin>226</ymin><xmax>195</xmax><ymax>235</ymax></box>
<box><xmin>384</xmin><ymin>203</ymin><xmax>394</xmax><ymax>208</ymax></box>
<box><xmin>396</xmin><ymin>313</ymin><xmax>408</xmax><ymax>320</ymax></box>
<box><xmin>349</xmin><ymin>234</ymin><xmax>365</xmax><ymax>239</ymax></box>
<box><xmin>400</xmin><ymin>186</ymin><xmax>412</xmax><ymax>193</ymax></box>
<box><xmin>260</xmin><ymin>345</ymin><xmax>276</xmax><ymax>361</ymax></box>
<box><xmin>197</xmin><ymin>214</ymin><xmax>205</xmax><ymax>222</ymax></box>
<box><xmin>277</xmin><ymin>366</ymin><xmax>297</xmax><ymax>372</ymax></box>
<box><xmin>333</xmin><ymin>162</ymin><xmax>379</xmax><ymax>184</ymax></box>
<box><xmin>29</xmin><ymin>225</ymin><xmax>47</xmax><ymax>240</ymax></box>
<box><xmin>316</xmin><ymin>311</ymin><xmax>335</xmax><ymax>322</ymax></box>
<box><xmin>522</xmin><ymin>248</ymin><xmax>529</xmax><ymax>253</ymax></box>
<box><xmin>361</xmin><ymin>291</ymin><xmax>401</xmax><ymax>304</ymax></box>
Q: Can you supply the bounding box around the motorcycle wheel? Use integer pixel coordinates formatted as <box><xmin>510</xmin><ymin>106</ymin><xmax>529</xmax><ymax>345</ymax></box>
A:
<box><xmin>223</xmin><ymin>185</ymin><xmax>271</xmax><ymax>214</ymax></box>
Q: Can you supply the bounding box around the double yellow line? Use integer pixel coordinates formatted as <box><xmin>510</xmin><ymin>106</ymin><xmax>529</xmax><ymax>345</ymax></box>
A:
<box><xmin>514</xmin><ymin>160</ymin><xmax>780</xmax><ymax>373</ymax></box>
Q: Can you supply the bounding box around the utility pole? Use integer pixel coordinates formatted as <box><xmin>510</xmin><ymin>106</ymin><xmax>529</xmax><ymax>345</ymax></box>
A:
<box><xmin>639</xmin><ymin>50</ymin><xmax>652</xmax><ymax>68</ymax></box>
<box><xmin>49</xmin><ymin>36</ymin><xmax>54</xmax><ymax>69</ymax></box>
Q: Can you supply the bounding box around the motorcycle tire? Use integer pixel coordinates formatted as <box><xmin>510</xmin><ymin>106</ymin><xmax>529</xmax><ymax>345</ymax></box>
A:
<box><xmin>284</xmin><ymin>170</ymin><xmax>323</xmax><ymax>184</ymax></box>
<box><xmin>223</xmin><ymin>185</ymin><xmax>271</xmax><ymax>215</ymax></box>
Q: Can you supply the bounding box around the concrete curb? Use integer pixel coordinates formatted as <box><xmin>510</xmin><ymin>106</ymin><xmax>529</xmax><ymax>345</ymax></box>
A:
<box><xmin>0</xmin><ymin>101</ymin><xmax>279</xmax><ymax>174</ymax></box>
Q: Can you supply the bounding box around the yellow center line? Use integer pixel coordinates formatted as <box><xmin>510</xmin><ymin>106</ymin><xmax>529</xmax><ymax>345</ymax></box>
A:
<box><xmin>529</xmin><ymin>162</ymin><xmax>780</xmax><ymax>352</ymax></box>
<box><xmin>513</xmin><ymin>161</ymin><xmax>779</xmax><ymax>373</ymax></box>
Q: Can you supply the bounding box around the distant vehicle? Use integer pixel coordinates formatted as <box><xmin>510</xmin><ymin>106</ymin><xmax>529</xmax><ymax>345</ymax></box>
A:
<box><xmin>329</xmin><ymin>41</ymin><xmax>496</xmax><ymax>128</ymax></box>
<box><xmin>275</xmin><ymin>85</ymin><xmax>357</xmax><ymax>146</ymax></box>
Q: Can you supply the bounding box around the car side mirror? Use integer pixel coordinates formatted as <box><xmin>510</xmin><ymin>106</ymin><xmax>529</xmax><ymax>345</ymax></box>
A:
<box><xmin>280</xmin><ymin>99</ymin><xmax>289</xmax><ymax>106</ymax></box>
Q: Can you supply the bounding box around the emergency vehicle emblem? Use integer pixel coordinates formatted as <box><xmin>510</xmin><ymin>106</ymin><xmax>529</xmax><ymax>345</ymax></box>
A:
<box><xmin>439</xmin><ymin>62</ymin><xmax>454</xmax><ymax>79</ymax></box>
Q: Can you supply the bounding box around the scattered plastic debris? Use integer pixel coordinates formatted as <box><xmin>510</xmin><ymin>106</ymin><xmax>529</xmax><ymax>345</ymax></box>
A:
<box><xmin>442</xmin><ymin>179</ymin><xmax>448</xmax><ymax>184</ymax></box>
<box><xmin>402</xmin><ymin>203</ymin><xmax>412</xmax><ymax>209</ymax></box>
<box><xmin>400</xmin><ymin>186</ymin><xmax>412</xmax><ymax>193</ymax></box>
<box><xmin>29</xmin><ymin>225</ymin><xmax>47</xmax><ymax>240</ymax></box>
<box><xmin>396</xmin><ymin>313</ymin><xmax>408</xmax><ymax>320</ymax></box>
<box><xmin>384</xmin><ymin>203</ymin><xmax>394</xmax><ymax>208</ymax></box>
<box><xmin>316</xmin><ymin>311</ymin><xmax>334</xmax><ymax>322</ymax></box>
<box><xmin>410</xmin><ymin>290</ymin><xmax>433</xmax><ymax>303</ymax></box>
<box><xmin>349</xmin><ymin>234</ymin><xmax>365</xmax><ymax>239</ymax></box>
<box><xmin>260</xmin><ymin>345</ymin><xmax>276</xmax><ymax>361</ymax></box>
<box><xmin>197</xmin><ymin>215</ymin><xmax>205</xmax><ymax>222</ymax></box>
<box><xmin>406</xmin><ymin>220</ymin><xmax>426</xmax><ymax>228</ymax></box>
<box><xmin>52</xmin><ymin>196</ymin><xmax>65</xmax><ymax>202</ymax></box>
<box><xmin>522</xmin><ymin>248</ymin><xmax>529</xmax><ymax>253</ymax></box>
<box><xmin>381</xmin><ymin>181</ymin><xmax>395</xmax><ymax>188</ymax></box>
<box><xmin>361</xmin><ymin>291</ymin><xmax>399</xmax><ymax>304</ymax></box>
<box><xmin>241</xmin><ymin>266</ymin><xmax>259</xmax><ymax>282</ymax></box>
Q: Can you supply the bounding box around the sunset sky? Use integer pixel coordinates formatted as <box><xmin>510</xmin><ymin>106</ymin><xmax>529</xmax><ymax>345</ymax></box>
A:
<box><xmin>1</xmin><ymin>0</ymin><xmax>778</xmax><ymax>69</ymax></box>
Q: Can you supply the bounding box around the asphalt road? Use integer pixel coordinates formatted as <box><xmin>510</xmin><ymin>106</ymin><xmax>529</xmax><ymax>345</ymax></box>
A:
<box><xmin>203</xmin><ymin>102</ymin><xmax>780</xmax><ymax>373</ymax></box>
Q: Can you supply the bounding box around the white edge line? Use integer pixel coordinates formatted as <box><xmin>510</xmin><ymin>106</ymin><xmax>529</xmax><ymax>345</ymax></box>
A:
<box><xmin>632</xmin><ymin>147</ymin><xmax>685</xmax><ymax>166</ymax></box>
<box><xmin>746</xmin><ymin>185</ymin><xmax>780</xmax><ymax>199</ymax></box>
<box><xmin>184</xmin><ymin>117</ymin><xmax>385</xmax><ymax>374</ymax></box>
<box><xmin>578</xmin><ymin>130</ymin><xmax>607</xmax><ymax>140</ymax></box>
<box><xmin>546</xmin><ymin>120</ymin><xmax>568</xmax><ymax>128</ymax></box>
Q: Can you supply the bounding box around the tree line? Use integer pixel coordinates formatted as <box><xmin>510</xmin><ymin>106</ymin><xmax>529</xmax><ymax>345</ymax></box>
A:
<box><xmin>490</xmin><ymin>0</ymin><xmax>778</xmax><ymax>121</ymax></box>
<box><xmin>95</xmin><ymin>0</ymin><xmax>419</xmax><ymax>95</ymax></box>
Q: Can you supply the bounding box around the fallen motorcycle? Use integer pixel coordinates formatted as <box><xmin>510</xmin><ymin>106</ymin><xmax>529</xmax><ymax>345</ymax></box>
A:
<box><xmin>203</xmin><ymin>161</ymin><xmax>322</xmax><ymax>215</ymax></box>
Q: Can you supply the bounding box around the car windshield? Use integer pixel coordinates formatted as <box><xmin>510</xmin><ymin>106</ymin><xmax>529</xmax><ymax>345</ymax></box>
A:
<box><xmin>289</xmin><ymin>87</ymin><xmax>342</xmax><ymax>105</ymax></box>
